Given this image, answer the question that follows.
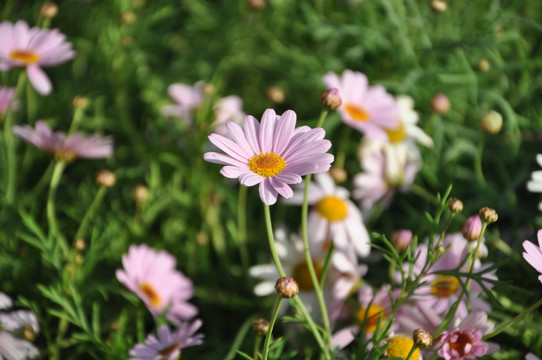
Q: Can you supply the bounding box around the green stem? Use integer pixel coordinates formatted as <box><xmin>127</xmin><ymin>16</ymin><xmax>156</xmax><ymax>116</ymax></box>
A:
<box><xmin>4</xmin><ymin>71</ymin><xmax>27</xmax><ymax>205</ymax></box>
<box><xmin>263</xmin><ymin>204</ymin><xmax>286</xmax><ymax>277</ymax></box>
<box><xmin>405</xmin><ymin>342</ymin><xmax>418</xmax><ymax>360</ymax></box>
<box><xmin>50</xmin><ymin>317</ymin><xmax>69</xmax><ymax>360</ymax></box>
<box><xmin>75</xmin><ymin>186</ymin><xmax>108</xmax><ymax>240</ymax></box>
<box><xmin>409</xmin><ymin>183</ymin><xmax>439</xmax><ymax>205</ymax></box>
<box><xmin>291</xmin><ymin>296</ymin><xmax>331</xmax><ymax>360</ymax></box>
<box><xmin>68</xmin><ymin>107</ymin><xmax>85</xmax><ymax>135</ymax></box>
<box><xmin>483</xmin><ymin>297</ymin><xmax>542</xmax><ymax>340</ymax></box>
<box><xmin>262</xmin><ymin>298</ymin><xmax>284</xmax><ymax>360</ymax></box>
<box><xmin>474</xmin><ymin>136</ymin><xmax>487</xmax><ymax>187</ymax></box>
<box><xmin>47</xmin><ymin>161</ymin><xmax>69</xmax><ymax>257</ymax></box>
<box><xmin>334</xmin><ymin>126</ymin><xmax>351</xmax><ymax>169</ymax></box>
<box><xmin>253</xmin><ymin>335</ymin><xmax>262</xmax><ymax>360</ymax></box>
<box><xmin>237</xmin><ymin>185</ymin><xmax>249</xmax><ymax>270</ymax></box>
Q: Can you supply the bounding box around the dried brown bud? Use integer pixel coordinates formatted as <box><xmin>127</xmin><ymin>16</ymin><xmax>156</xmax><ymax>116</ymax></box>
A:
<box><xmin>73</xmin><ymin>238</ymin><xmax>86</xmax><ymax>251</ymax></box>
<box><xmin>72</xmin><ymin>95</ymin><xmax>90</xmax><ymax>110</ymax></box>
<box><xmin>266</xmin><ymin>86</ymin><xmax>285</xmax><ymax>104</ymax></box>
<box><xmin>121</xmin><ymin>11</ymin><xmax>137</xmax><ymax>24</ymax></box>
<box><xmin>132</xmin><ymin>185</ymin><xmax>150</xmax><ymax>204</ymax></box>
<box><xmin>328</xmin><ymin>166</ymin><xmax>347</xmax><ymax>184</ymax></box>
<box><xmin>96</xmin><ymin>170</ymin><xmax>116</xmax><ymax>187</ymax></box>
<box><xmin>448</xmin><ymin>198</ymin><xmax>463</xmax><ymax>214</ymax></box>
<box><xmin>252</xmin><ymin>318</ymin><xmax>270</xmax><ymax>337</ymax></box>
<box><xmin>478</xmin><ymin>59</ymin><xmax>490</xmax><ymax>72</ymax></box>
<box><xmin>247</xmin><ymin>0</ymin><xmax>266</xmax><ymax>10</ymax></box>
<box><xmin>480</xmin><ymin>110</ymin><xmax>503</xmax><ymax>135</ymax></box>
<box><xmin>275</xmin><ymin>276</ymin><xmax>299</xmax><ymax>298</ymax></box>
<box><xmin>413</xmin><ymin>328</ymin><xmax>433</xmax><ymax>349</ymax></box>
<box><xmin>39</xmin><ymin>2</ymin><xmax>58</xmax><ymax>19</ymax></box>
<box><xmin>430</xmin><ymin>0</ymin><xmax>447</xmax><ymax>12</ymax></box>
<box><xmin>320</xmin><ymin>88</ymin><xmax>342</xmax><ymax>111</ymax></box>
<box><xmin>479</xmin><ymin>207</ymin><xmax>498</xmax><ymax>224</ymax></box>
<box><xmin>431</xmin><ymin>93</ymin><xmax>451</xmax><ymax>115</ymax></box>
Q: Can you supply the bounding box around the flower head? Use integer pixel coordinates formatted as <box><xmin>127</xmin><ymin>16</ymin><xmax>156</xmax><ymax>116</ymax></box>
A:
<box><xmin>204</xmin><ymin>109</ymin><xmax>334</xmax><ymax>205</ymax></box>
<box><xmin>0</xmin><ymin>20</ymin><xmax>75</xmax><ymax>95</ymax></box>
<box><xmin>129</xmin><ymin>321</ymin><xmax>204</xmax><ymax>360</ymax></box>
<box><xmin>522</xmin><ymin>229</ymin><xmax>542</xmax><ymax>283</ymax></box>
<box><xmin>323</xmin><ymin>70</ymin><xmax>399</xmax><ymax>141</ymax></box>
<box><xmin>13</xmin><ymin>121</ymin><xmax>113</xmax><ymax>162</ymax></box>
<box><xmin>116</xmin><ymin>244</ymin><xmax>197</xmax><ymax>323</ymax></box>
<box><xmin>160</xmin><ymin>82</ymin><xmax>203</xmax><ymax>124</ymax></box>
<box><xmin>0</xmin><ymin>293</ymin><xmax>39</xmax><ymax>360</ymax></box>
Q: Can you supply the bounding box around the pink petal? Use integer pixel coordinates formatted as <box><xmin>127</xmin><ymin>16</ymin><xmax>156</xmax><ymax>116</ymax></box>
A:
<box><xmin>27</xmin><ymin>65</ymin><xmax>51</xmax><ymax>95</ymax></box>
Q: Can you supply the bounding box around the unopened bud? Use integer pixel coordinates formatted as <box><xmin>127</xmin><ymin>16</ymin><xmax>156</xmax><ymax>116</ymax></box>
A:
<box><xmin>430</xmin><ymin>0</ymin><xmax>447</xmax><ymax>12</ymax></box>
<box><xmin>201</xmin><ymin>82</ymin><xmax>216</xmax><ymax>96</ymax></box>
<box><xmin>121</xmin><ymin>11</ymin><xmax>137</xmax><ymax>24</ymax></box>
<box><xmin>413</xmin><ymin>328</ymin><xmax>432</xmax><ymax>349</ymax></box>
<box><xmin>462</xmin><ymin>215</ymin><xmax>482</xmax><ymax>242</ymax></box>
<box><xmin>431</xmin><ymin>93</ymin><xmax>450</xmax><ymax>114</ymax></box>
<box><xmin>266</xmin><ymin>86</ymin><xmax>285</xmax><ymax>104</ymax></box>
<box><xmin>252</xmin><ymin>318</ymin><xmax>270</xmax><ymax>336</ymax></box>
<box><xmin>131</xmin><ymin>0</ymin><xmax>145</xmax><ymax>8</ymax></box>
<box><xmin>479</xmin><ymin>207</ymin><xmax>498</xmax><ymax>224</ymax></box>
<box><xmin>40</xmin><ymin>2</ymin><xmax>58</xmax><ymax>19</ymax></box>
<box><xmin>73</xmin><ymin>238</ymin><xmax>86</xmax><ymax>251</ymax></box>
<box><xmin>96</xmin><ymin>170</ymin><xmax>116</xmax><ymax>187</ymax></box>
<box><xmin>320</xmin><ymin>88</ymin><xmax>342</xmax><ymax>111</ymax></box>
<box><xmin>478</xmin><ymin>59</ymin><xmax>490</xmax><ymax>72</ymax></box>
<box><xmin>391</xmin><ymin>230</ymin><xmax>413</xmax><ymax>252</ymax></box>
<box><xmin>328</xmin><ymin>166</ymin><xmax>347</xmax><ymax>184</ymax></box>
<box><xmin>436</xmin><ymin>245</ymin><xmax>446</xmax><ymax>257</ymax></box>
<box><xmin>247</xmin><ymin>0</ymin><xmax>266</xmax><ymax>10</ymax></box>
<box><xmin>196</xmin><ymin>231</ymin><xmax>209</xmax><ymax>246</ymax></box>
<box><xmin>448</xmin><ymin>198</ymin><xmax>463</xmax><ymax>214</ymax></box>
<box><xmin>480</xmin><ymin>110</ymin><xmax>503</xmax><ymax>135</ymax></box>
<box><xmin>74</xmin><ymin>253</ymin><xmax>84</xmax><ymax>265</ymax></box>
<box><xmin>72</xmin><ymin>96</ymin><xmax>90</xmax><ymax>110</ymax></box>
<box><xmin>132</xmin><ymin>185</ymin><xmax>149</xmax><ymax>204</ymax></box>
<box><xmin>22</xmin><ymin>324</ymin><xmax>36</xmax><ymax>342</ymax></box>
<box><xmin>275</xmin><ymin>276</ymin><xmax>298</xmax><ymax>298</ymax></box>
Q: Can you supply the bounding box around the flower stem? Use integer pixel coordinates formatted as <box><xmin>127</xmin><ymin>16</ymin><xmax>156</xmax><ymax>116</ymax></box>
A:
<box><xmin>334</xmin><ymin>126</ymin><xmax>351</xmax><ymax>169</ymax></box>
<box><xmin>253</xmin><ymin>335</ymin><xmax>262</xmax><ymax>360</ymax></box>
<box><xmin>405</xmin><ymin>342</ymin><xmax>418</xmax><ymax>360</ymax></box>
<box><xmin>47</xmin><ymin>160</ymin><xmax>69</xmax><ymax>257</ymax></box>
<box><xmin>263</xmin><ymin>204</ymin><xmax>286</xmax><ymax>277</ymax></box>
<box><xmin>483</xmin><ymin>297</ymin><xmax>542</xmax><ymax>340</ymax></box>
<box><xmin>75</xmin><ymin>186</ymin><xmax>108</xmax><ymax>240</ymax></box>
<box><xmin>291</xmin><ymin>296</ymin><xmax>331</xmax><ymax>360</ymax></box>
<box><xmin>262</xmin><ymin>297</ymin><xmax>283</xmax><ymax>360</ymax></box>
<box><xmin>237</xmin><ymin>185</ymin><xmax>249</xmax><ymax>270</ymax></box>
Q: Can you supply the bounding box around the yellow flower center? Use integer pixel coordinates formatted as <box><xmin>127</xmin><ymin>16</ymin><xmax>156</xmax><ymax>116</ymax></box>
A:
<box><xmin>10</xmin><ymin>50</ymin><xmax>40</xmax><ymax>65</ymax></box>
<box><xmin>344</xmin><ymin>103</ymin><xmax>369</xmax><ymax>122</ymax></box>
<box><xmin>53</xmin><ymin>149</ymin><xmax>78</xmax><ymax>163</ymax></box>
<box><xmin>430</xmin><ymin>275</ymin><xmax>460</xmax><ymax>298</ymax></box>
<box><xmin>158</xmin><ymin>343</ymin><xmax>180</xmax><ymax>357</ymax></box>
<box><xmin>22</xmin><ymin>324</ymin><xmax>35</xmax><ymax>342</ymax></box>
<box><xmin>316</xmin><ymin>196</ymin><xmax>348</xmax><ymax>222</ymax></box>
<box><xmin>386</xmin><ymin>335</ymin><xmax>420</xmax><ymax>359</ymax></box>
<box><xmin>140</xmin><ymin>283</ymin><xmax>161</xmax><ymax>307</ymax></box>
<box><xmin>385</xmin><ymin>123</ymin><xmax>406</xmax><ymax>143</ymax></box>
<box><xmin>356</xmin><ymin>304</ymin><xmax>386</xmax><ymax>335</ymax></box>
<box><xmin>248</xmin><ymin>152</ymin><xmax>286</xmax><ymax>177</ymax></box>
<box><xmin>448</xmin><ymin>331</ymin><xmax>473</xmax><ymax>357</ymax></box>
<box><xmin>292</xmin><ymin>261</ymin><xmax>323</xmax><ymax>291</ymax></box>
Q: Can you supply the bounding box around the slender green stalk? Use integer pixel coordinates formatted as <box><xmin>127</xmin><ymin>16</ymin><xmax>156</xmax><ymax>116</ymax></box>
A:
<box><xmin>483</xmin><ymin>297</ymin><xmax>542</xmax><ymax>340</ymax></box>
<box><xmin>334</xmin><ymin>126</ymin><xmax>351</xmax><ymax>169</ymax></box>
<box><xmin>253</xmin><ymin>336</ymin><xmax>262</xmax><ymax>360</ymax></box>
<box><xmin>68</xmin><ymin>107</ymin><xmax>86</xmax><ymax>135</ymax></box>
<box><xmin>75</xmin><ymin>186</ymin><xmax>108</xmax><ymax>240</ymax></box>
<box><xmin>4</xmin><ymin>71</ymin><xmax>27</xmax><ymax>205</ymax></box>
<box><xmin>237</xmin><ymin>185</ymin><xmax>249</xmax><ymax>270</ymax></box>
<box><xmin>50</xmin><ymin>317</ymin><xmax>69</xmax><ymax>360</ymax></box>
<box><xmin>262</xmin><ymin>297</ymin><xmax>284</xmax><ymax>360</ymax></box>
<box><xmin>404</xmin><ymin>342</ymin><xmax>418</xmax><ymax>360</ymax></box>
<box><xmin>291</xmin><ymin>296</ymin><xmax>331</xmax><ymax>360</ymax></box>
<box><xmin>47</xmin><ymin>160</ymin><xmax>69</xmax><ymax>257</ymax></box>
<box><xmin>263</xmin><ymin>205</ymin><xmax>286</xmax><ymax>277</ymax></box>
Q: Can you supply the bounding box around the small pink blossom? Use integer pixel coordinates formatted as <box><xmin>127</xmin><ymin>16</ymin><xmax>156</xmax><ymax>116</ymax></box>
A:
<box><xmin>13</xmin><ymin>121</ymin><xmax>113</xmax><ymax>162</ymax></box>
<box><xmin>522</xmin><ymin>229</ymin><xmax>542</xmax><ymax>283</ymax></box>
<box><xmin>204</xmin><ymin>109</ymin><xmax>334</xmax><ymax>205</ymax></box>
<box><xmin>116</xmin><ymin>244</ymin><xmax>197</xmax><ymax>323</ymax></box>
<box><xmin>212</xmin><ymin>95</ymin><xmax>244</xmax><ymax>136</ymax></box>
<box><xmin>160</xmin><ymin>82</ymin><xmax>203</xmax><ymax>124</ymax></box>
<box><xmin>0</xmin><ymin>20</ymin><xmax>75</xmax><ymax>95</ymax></box>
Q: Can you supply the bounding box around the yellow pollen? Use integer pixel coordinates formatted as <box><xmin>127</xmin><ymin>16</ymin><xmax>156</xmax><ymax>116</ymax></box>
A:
<box><xmin>448</xmin><ymin>331</ymin><xmax>474</xmax><ymax>357</ymax></box>
<box><xmin>158</xmin><ymin>343</ymin><xmax>180</xmax><ymax>357</ymax></box>
<box><xmin>248</xmin><ymin>152</ymin><xmax>286</xmax><ymax>177</ymax></box>
<box><xmin>344</xmin><ymin>103</ymin><xmax>369</xmax><ymax>122</ymax></box>
<box><xmin>385</xmin><ymin>123</ymin><xmax>406</xmax><ymax>143</ymax></box>
<box><xmin>53</xmin><ymin>149</ymin><xmax>78</xmax><ymax>163</ymax></box>
<box><xmin>316</xmin><ymin>196</ymin><xmax>348</xmax><ymax>222</ymax></box>
<box><xmin>10</xmin><ymin>50</ymin><xmax>40</xmax><ymax>65</ymax></box>
<box><xmin>431</xmin><ymin>275</ymin><xmax>460</xmax><ymax>298</ymax></box>
<box><xmin>140</xmin><ymin>283</ymin><xmax>161</xmax><ymax>307</ymax></box>
<box><xmin>356</xmin><ymin>304</ymin><xmax>386</xmax><ymax>335</ymax></box>
<box><xmin>386</xmin><ymin>335</ymin><xmax>420</xmax><ymax>359</ymax></box>
<box><xmin>292</xmin><ymin>262</ymin><xmax>323</xmax><ymax>291</ymax></box>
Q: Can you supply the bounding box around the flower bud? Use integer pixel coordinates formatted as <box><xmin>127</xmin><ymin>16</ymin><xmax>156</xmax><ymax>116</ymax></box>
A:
<box><xmin>478</xmin><ymin>58</ymin><xmax>490</xmax><ymax>72</ymax></box>
<box><xmin>73</xmin><ymin>238</ymin><xmax>86</xmax><ymax>251</ymax></box>
<box><xmin>132</xmin><ymin>185</ymin><xmax>150</xmax><ymax>204</ymax></box>
<box><xmin>480</xmin><ymin>110</ymin><xmax>503</xmax><ymax>135</ymax></box>
<box><xmin>320</xmin><ymin>88</ymin><xmax>342</xmax><ymax>111</ymax></box>
<box><xmin>72</xmin><ymin>95</ymin><xmax>90</xmax><ymax>110</ymax></box>
<box><xmin>430</xmin><ymin>0</ymin><xmax>447</xmax><ymax>12</ymax></box>
<box><xmin>201</xmin><ymin>82</ymin><xmax>216</xmax><ymax>96</ymax></box>
<box><xmin>479</xmin><ymin>207</ymin><xmax>498</xmax><ymax>224</ymax></box>
<box><xmin>413</xmin><ymin>328</ymin><xmax>432</xmax><ymax>349</ymax></box>
<box><xmin>275</xmin><ymin>276</ymin><xmax>298</xmax><ymax>298</ymax></box>
<box><xmin>252</xmin><ymin>318</ymin><xmax>270</xmax><ymax>336</ymax></box>
<box><xmin>435</xmin><ymin>245</ymin><xmax>446</xmax><ymax>257</ymax></box>
<box><xmin>74</xmin><ymin>253</ymin><xmax>84</xmax><ymax>265</ymax></box>
<box><xmin>39</xmin><ymin>2</ymin><xmax>58</xmax><ymax>19</ymax></box>
<box><xmin>391</xmin><ymin>229</ymin><xmax>413</xmax><ymax>252</ymax></box>
<box><xmin>121</xmin><ymin>11</ymin><xmax>137</xmax><ymax>24</ymax></box>
<box><xmin>96</xmin><ymin>170</ymin><xmax>116</xmax><ymax>187</ymax></box>
<box><xmin>431</xmin><ymin>93</ymin><xmax>450</xmax><ymax>114</ymax></box>
<box><xmin>461</xmin><ymin>215</ymin><xmax>482</xmax><ymax>242</ymax></box>
<box><xmin>247</xmin><ymin>0</ymin><xmax>266</xmax><ymax>10</ymax></box>
<box><xmin>328</xmin><ymin>166</ymin><xmax>347</xmax><ymax>184</ymax></box>
<box><xmin>448</xmin><ymin>198</ymin><xmax>463</xmax><ymax>214</ymax></box>
<box><xmin>266</xmin><ymin>86</ymin><xmax>285</xmax><ymax>104</ymax></box>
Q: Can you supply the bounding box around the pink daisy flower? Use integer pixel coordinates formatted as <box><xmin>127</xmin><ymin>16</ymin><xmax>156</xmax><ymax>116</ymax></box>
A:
<box><xmin>13</xmin><ymin>120</ymin><xmax>113</xmax><ymax>162</ymax></box>
<box><xmin>212</xmin><ymin>95</ymin><xmax>244</xmax><ymax>136</ymax></box>
<box><xmin>522</xmin><ymin>229</ymin><xmax>542</xmax><ymax>283</ymax></box>
<box><xmin>322</xmin><ymin>70</ymin><xmax>399</xmax><ymax>141</ymax></box>
<box><xmin>160</xmin><ymin>82</ymin><xmax>203</xmax><ymax>124</ymax></box>
<box><xmin>204</xmin><ymin>109</ymin><xmax>334</xmax><ymax>205</ymax></box>
<box><xmin>0</xmin><ymin>20</ymin><xmax>75</xmax><ymax>95</ymax></box>
<box><xmin>116</xmin><ymin>244</ymin><xmax>197</xmax><ymax>323</ymax></box>
<box><xmin>129</xmin><ymin>321</ymin><xmax>204</xmax><ymax>360</ymax></box>
<box><xmin>0</xmin><ymin>86</ymin><xmax>17</xmax><ymax>115</ymax></box>
<box><xmin>0</xmin><ymin>293</ymin><xmax>40</xmax><ymax>360</ymax></box>
<box><xmin>284</xmin><ymin>172</ymin><xmax>371</xmax><ymax>257</ymax></box>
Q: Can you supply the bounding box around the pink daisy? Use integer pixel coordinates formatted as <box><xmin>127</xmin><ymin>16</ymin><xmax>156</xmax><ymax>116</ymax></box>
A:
<box><xmin>160</xmin><ymin>82</ymin><xmax>203</xmax><ymax>124</ymax></box>
<box><xmin>204</xmin><ymin>109</ymin><xmax>334</xmax><ymax>205</ymax></box>
<box><xmin>0</xmin><ymin>293</ymin><xmax>40</xmax><ymax>360</ymax></box>
<box><xmin>13</xmin><ymin>120</ymin><xmax>113</xmax><ymax>162</ymax></box>
<box><xmin>116</xmin><ymin>244</ymin><xmax>197</xmax><ymax>323</ymax></box>
<box><xmin>522</xmin><ymin>229</ymin><xmax>542</xmax><ymax>283</ymax></box>
<box><xmin>129</xmin><ymin>321</ymin><xmax>204</xmax><ymax>360</ymax></box>
<box><xmin>212</xmin><ymin>95</ymin><xmax>244</xmax><ymax>136</ymax></box>
<box><xmin>322</xmin><ymin>70</ymin><xmax>399</xmax><ymax>141</ymax></box>
<box><xmin>0</xmin><ymin>20</ymin><xmax>75</xmax><ymax>95</ymax></box>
